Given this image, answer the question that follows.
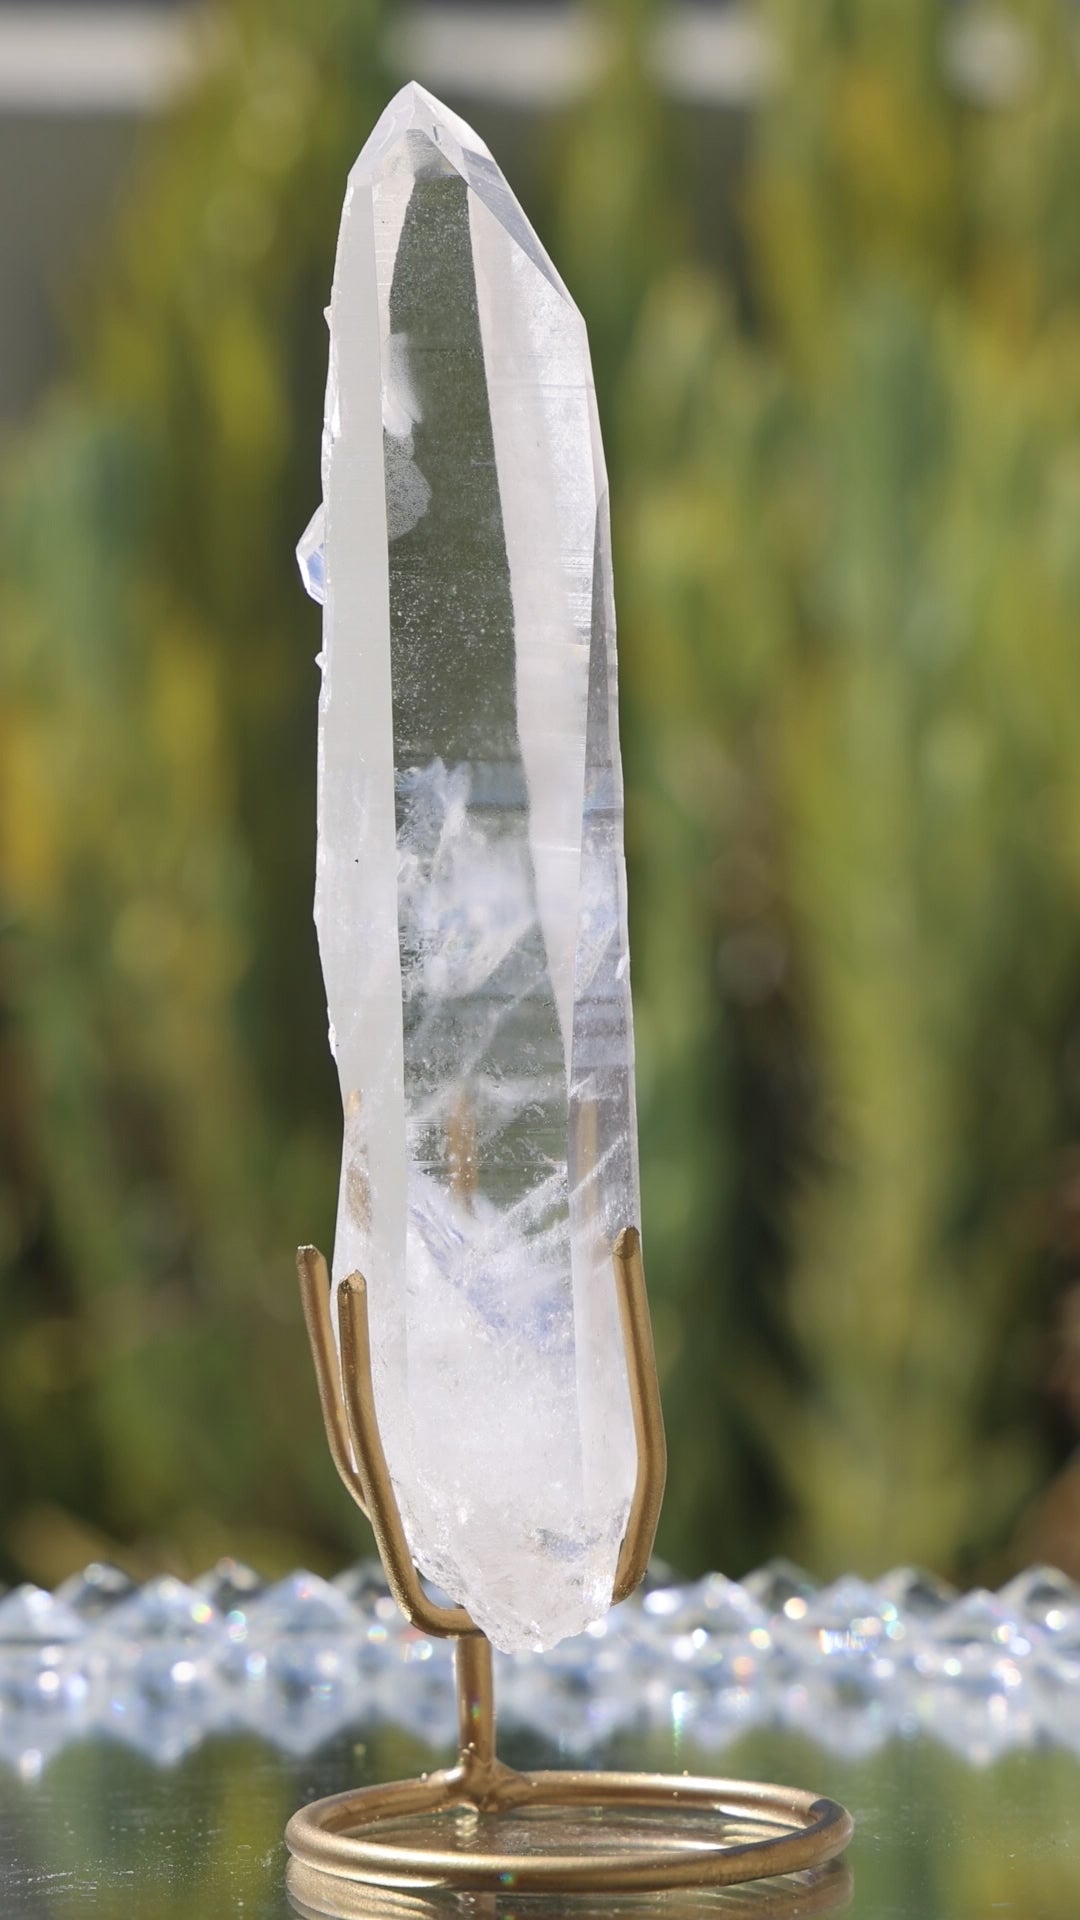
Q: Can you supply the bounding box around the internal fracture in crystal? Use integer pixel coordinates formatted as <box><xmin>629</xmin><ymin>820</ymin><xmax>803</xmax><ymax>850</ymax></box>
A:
<box><xmin>300</xmin><ymin>84</ymin><xmax>639</xmax><ymax>1651</ymax></box>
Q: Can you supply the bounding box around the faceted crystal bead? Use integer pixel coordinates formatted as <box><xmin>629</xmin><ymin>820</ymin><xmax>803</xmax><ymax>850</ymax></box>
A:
<box><xmin>912</xmin><ymin>1590</ymin><xmax>1034</xmax><ymax>1692</ymax></box>
<box><xmin>1034</xmin><ymin>1610</ymin><xmax>1080</xmax><ymax>1682</ymax></box>
<box><xmin>194</xmin><ymin>1557</ymin><xmax>266</xmax><ymax>1622</ymax></box>
<box><xmin>55</xmin><ymin>1561</ymin><xmax>135</xmax><ymax>1621</ymax></box>
<box><xmin>637</xmin><ymin>1573</ymin><xmax>775</xmax><ymax>1688</ymax></box>
<box><xmin>245</xmin><ymin>1570</ymin><xmax>360</xmax><ymax>1638</ymax></box>
<box><xmin>85</xmin><ymin>1576</ymin><xmax>228</xmax><ymax>1764</ymax></box>
<box><xmin>332</xmin><ymin>1558</ymin><xmax>397</xmax><ymax>1622</ymax></box>
<box><xmin>305</xmin><ymin>83</ymin><xmax>638</xmax><ymax>1651</ymax></box>
<box><xmin>1031</xmin><ymin>1613</ymin><xmax>1080</xmax><ymax>1752</ymax></box>
<box><xmin>876</xmin><ymin>1565</ymin><xmax>958</xmax><ymax>1620</ymax></box>
<box><xmin>743</xmin><ymin>1559</ymin><xmax>819</xmax><ymax>1625</ymax></box>
<box><xmin>372</xmin><ymin>1629</ymin><xmax>455</xmax><ymax>1745</ymax></box>
<box><xmin>630</xmin><ymin>1575</ymin><xmax>693</xmax><ymax>1632</ymax></box>
<box><xmin>227</xmin><ymin>1571</ymin><xmax>377</xmax><ymax>1749</ymax></box>
<box><xmin>0</xmin><ymin>1585</ymin><xmax>84</xmax><ymax>1645</ymax></box>
<box><xmin>0</xmin><ymin>1586</ymin><xmax>88</xmax><ymax>1712</ymax></box>
<box><xmin>773</xmin><ymin>1576</ymin><xmax>908</xmax><ymax>1680</ymax></box>
<box><xmin>503</xmin><ymin>1614</ymin><xmax>643</xmax><ymax>1755</ymax></box>
<box><xmin>92</xmin><ymin>1576</ymin><xmax>225</xmax><ymax>1702</ymax></box>
<box><xmin>193</xmin><ymin>1559</ymin><xmax>266</xmax><ymax>1657</ymax></box>
<box><xmin>997</xmin><ymin>1564</ymin><xmax>1080</xmax><ymax>1636</ymax></box>
<box><xmin>231</xmin><ymin>1571</ymin><xmax>363</xmax><ymax>1693</ymax></box>
<box><xmin>95</xmin><ymin>1573</ymin><xmax>221</xmax><ymax>1646</ymax></box>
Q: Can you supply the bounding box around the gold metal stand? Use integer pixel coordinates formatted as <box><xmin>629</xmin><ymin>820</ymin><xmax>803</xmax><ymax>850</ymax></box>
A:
<box><xmin>286</xmin><ymin>1231</ymin><xmax>853</xmax><ymax>1898</ymax></box>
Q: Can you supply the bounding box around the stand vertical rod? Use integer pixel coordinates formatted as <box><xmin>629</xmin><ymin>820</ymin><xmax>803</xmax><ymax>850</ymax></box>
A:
<box><xmin>455</xmin><ymin>1633</ymin><xmax>496</xmax><ymax>1768</ymax></box>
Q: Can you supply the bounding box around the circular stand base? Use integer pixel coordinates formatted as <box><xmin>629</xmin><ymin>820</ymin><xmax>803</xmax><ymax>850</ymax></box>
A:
<box><xmin>285</xmin><ymin>1765</ymin><xmax>853</xmax><ymax>1900</ymax></box>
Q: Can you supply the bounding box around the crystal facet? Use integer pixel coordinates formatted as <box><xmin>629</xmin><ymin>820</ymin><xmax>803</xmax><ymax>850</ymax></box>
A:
<box><xmin>303</xmin><ymin>83</ymin><xmax>638</xmax><ymax>1651</ymax></box>
<box><xmin>297</xmin><ymin>505</ymin><xmax>326</xmax><ymax>606</ymax></box>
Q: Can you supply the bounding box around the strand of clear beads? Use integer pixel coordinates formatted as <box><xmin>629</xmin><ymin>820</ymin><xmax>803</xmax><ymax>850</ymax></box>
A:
<box><xmin>0</xmin><ymin>1559</ymin><xmax>1076</xmax><ymax>1775</ymax></box>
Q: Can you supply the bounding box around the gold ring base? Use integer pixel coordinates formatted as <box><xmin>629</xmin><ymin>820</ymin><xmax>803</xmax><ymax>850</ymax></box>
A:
<box><xmin>285</xmin><ymin>1761</ymin><xmax>854</xmax><ymax>1897</ymax></box>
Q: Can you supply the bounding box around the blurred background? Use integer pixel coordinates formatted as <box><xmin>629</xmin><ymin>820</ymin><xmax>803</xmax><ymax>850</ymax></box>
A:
<box><xmin>3</xmin><ymin>0</ymin><xmax>1080</xmax><ymax>1595</ymax></box>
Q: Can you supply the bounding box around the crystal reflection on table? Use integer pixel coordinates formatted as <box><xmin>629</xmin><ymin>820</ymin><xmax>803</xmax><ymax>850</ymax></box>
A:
<box><xmin>288</xmin><ymin>1853</ymin><xmax>855</xmax><ymax>1920</ymax></box>
<box><xmin>1</xmin><ymin>1562</ymin><xmax>1080</xmax><ymax>1920</ymax></box>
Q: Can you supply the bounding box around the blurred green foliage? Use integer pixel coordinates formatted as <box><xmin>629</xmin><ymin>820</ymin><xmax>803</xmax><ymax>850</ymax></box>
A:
<box><xmin>3</xmin><ymin>0</ymin><xmax>1080</xmax><ymax>1588</ymax></box>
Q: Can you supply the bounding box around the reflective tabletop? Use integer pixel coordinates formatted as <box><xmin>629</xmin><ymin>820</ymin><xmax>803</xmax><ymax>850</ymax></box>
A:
<box><xmin>2</xmin><ymin>1709</ymin><xmax>1079</xmax><ymax>1919</ymax></box>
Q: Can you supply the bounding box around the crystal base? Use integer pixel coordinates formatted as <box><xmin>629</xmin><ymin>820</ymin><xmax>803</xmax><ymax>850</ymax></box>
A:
<box><xmin>287</xmin><ymin>1238</ymin><xmax>854</xmax><ymax>1898</ymax></box>
<box><xmin>285</xmin><ymin>1763</ymin><xmax>853</xmax><ymax>1900</ymax></box>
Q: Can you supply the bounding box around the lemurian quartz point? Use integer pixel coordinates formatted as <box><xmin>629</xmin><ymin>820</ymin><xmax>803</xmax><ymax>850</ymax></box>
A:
<box><xmin>300</xmin><ymin>83</ymin><xmax>639</xmax><ymax>1653</ymax></box>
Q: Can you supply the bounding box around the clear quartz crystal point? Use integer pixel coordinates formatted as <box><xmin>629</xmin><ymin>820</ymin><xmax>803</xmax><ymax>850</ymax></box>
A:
<box><xmin>302</xmin><ymin>83</ymin><xmax>638</xmax><ymax>1653</ymax></box>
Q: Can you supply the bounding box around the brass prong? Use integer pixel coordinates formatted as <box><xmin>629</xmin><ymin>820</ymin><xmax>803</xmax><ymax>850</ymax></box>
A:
<box><xmin>453</xmin><ymin>1631</ymin><xmax>496</xmax><ymax>1771</ymax></box>
<box><xmin>296</xmin><ymin>1246</ymin><xmax>369</xmax><ymax>1519</ymax></box>
<box><xmin>337</xmin><ymin>1273</ymin><xmax>479</xmax><ymax>1639</ymax></box>
<box><xmin>611</xmin><ymin>1226</ymin><xmax>667</xmax><ymax>1604</ymax></box>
